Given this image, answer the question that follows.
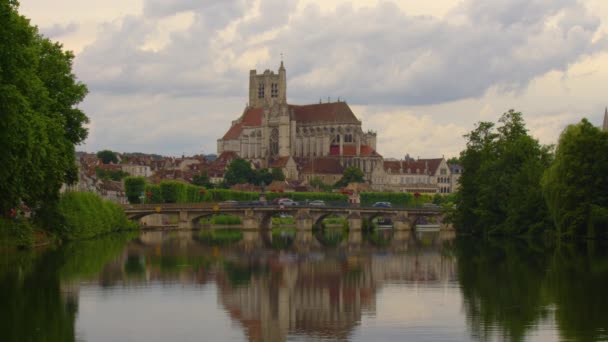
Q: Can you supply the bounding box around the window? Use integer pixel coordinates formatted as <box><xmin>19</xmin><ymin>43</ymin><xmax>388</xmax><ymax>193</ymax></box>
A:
<box><xmin>258</xmin><ymin>83</ymin><xmax>265</xmax><ymax>98</ymax></box>
<box><xmin>271</xmin><ymin>83</ymin><xmax>278</xmax><ymax>98</ymax></box>
<box><xmin>270</xmin><ymin>128</ymin><xmax>279</xmax><ymax>156</ymax></box>
<box><xmin>440</xmin><ymin>168</ymin><xmax>447</xmax><ymax>175</ymax></box>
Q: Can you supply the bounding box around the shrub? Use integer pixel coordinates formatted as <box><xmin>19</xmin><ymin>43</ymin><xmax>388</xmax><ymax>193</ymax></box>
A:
<box><xmin>124</xmin><ymin>177</ymin><xmax>146</xmax><ymax>204</ymax></box>
<box><xmin>56</xmin><ymin>192</ymin><xmax>137</xmax><ymax>240</ymax></box>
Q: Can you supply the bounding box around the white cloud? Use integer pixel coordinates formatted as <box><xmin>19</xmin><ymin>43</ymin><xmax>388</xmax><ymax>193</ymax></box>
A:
<box><xmin>16</xmin><ymin>0</ymin><xmax>608</xmax><ymax>158</ymax></box>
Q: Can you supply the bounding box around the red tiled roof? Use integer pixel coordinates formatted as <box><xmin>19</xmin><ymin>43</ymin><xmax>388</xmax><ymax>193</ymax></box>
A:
<box><xmin>222</xmin><ymin>107</ymin><xmax>263</xmax><ymax>140</ymax></box>
<box><xmin>270</xmin><ymin>156</ymin><xmax>290</xmax><ymax>168</ymax></box>
<box><xmin>289</xmin><ymin>102</ymin><xmax>360</xmax><ymax>124</ymax></box>
<box><xmin>383</xmin><ymin>158</ymin><xmax>444</xmax><ymax>175</ymax></box>
<box><xmin>329</xmin><ymin>145</ymin><xmax>379</xmax><ymax>156</ymax></box>
<box><xmin>217</xmin><ymin>151</ymin><xmax>239</xmax><ymax>162</ymax></box>
<box><xmin>300</xmin><ymin>157</ymin><xmax>344</xmax><ymax>174</ymax></box>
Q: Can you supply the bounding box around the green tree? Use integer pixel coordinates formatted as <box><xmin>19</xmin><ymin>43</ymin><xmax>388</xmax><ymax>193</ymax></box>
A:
<box><xmin>447</xmin><ymin>157</ymin><xmax>460</xmax><ymax>164</ymax></box>
<box><xmin>271</xmin><ymin>167</ymin><xmax>286</xmax><ymax>181</ymax></box>
<box><xmin>192</xmin><ymin>169</ymin><xmax>211</xmax><ymax>187</ymax></box>
<box><xmin>309</xmin><ymin>176</ymin><xmax>332</xmax><ymax>192</ymax></box>
<box><xmin>334</xmin><ymin>166</ymin><xmax>365</xmax><ymax>188</ymax></box>
<box><xmin>96</xmin><ymin>150</ymin><xmax>118</xmax><ymax>164</ymax></box>
<box><xmin>454</xmin><ymin>110</ymin><xmax>552</xmax><ymax>235</ymax></box>
<box><xmin>255</xmin><ymin>168</ymin><xmax>273</xmax><ymax>186</ymax></box>
<box><xmin>541</xmin><ymin>119</ymin><xmax>608</xmax><ymax>239</ymax></box>
<box><xmin>0</xmin><ymin>1</ymin><xmax>89</xmax><ymax>217</ymax></box>
<box><xmin>223</xmin><ymin>159</ymin><xmax>255</xmax><ymax>186</ymax></box>
<box><xmin>124</xmin><ymin>177</ymin><xmax>146</xmax><ymax>204</ymax></box>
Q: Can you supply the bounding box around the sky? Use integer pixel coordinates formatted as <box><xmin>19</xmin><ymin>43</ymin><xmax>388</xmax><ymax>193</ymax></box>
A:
<box><xmin>18</xmin><ymin>0</ymin><xmax>608</xmax><ymax>159</ymax></box>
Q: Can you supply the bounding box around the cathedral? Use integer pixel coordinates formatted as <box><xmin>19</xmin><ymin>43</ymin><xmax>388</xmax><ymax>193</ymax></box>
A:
<box><xmin>217</xmin><ymin>62</ymin><xmax>382</xmax><ymax>181</ymax></box>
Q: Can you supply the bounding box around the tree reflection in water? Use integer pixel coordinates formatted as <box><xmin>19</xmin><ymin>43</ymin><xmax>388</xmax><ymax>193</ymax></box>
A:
<box><xmin>456</xmin><ymin>237</ymin><xmax>608</xmax><ymax>342</ymax></box>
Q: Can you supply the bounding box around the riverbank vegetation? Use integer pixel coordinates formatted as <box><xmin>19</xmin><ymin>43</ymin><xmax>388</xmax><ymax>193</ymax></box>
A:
<box><xmin>453</xmin><ymin>110</ymin><xmax>608</xmax><ymax>239</ymax></box>
<box><xmin>200</xmin><ymin>214</ymin><xmax>242</xmax><ymax>225</ymax></box>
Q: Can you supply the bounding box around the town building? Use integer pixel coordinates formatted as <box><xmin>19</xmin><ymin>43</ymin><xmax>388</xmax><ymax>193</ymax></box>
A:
<box><xmin>370</xmin><ymin>157</ymin><xmax>452</xmax><ymax>194</ymax></box>
<box><xmin>217</xmin><ymin>62</ymin><xmax>382</xmax><ymax>180</ymax></box>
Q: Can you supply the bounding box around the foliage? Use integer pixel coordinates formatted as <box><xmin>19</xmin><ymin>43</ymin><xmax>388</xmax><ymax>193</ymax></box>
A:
<box><xmin>0</xmin><ymin>217</ymin><xmax>34</xmax><ymax>248</ymax></box>
<box><xmin>447</xmin><ymin>157</ymin><xmax>460</xmax><ymax>164</ymax></box>
<box><xmin>334</xmin><ymin>166</ymin><xmax>365</xmax><ymax>188</ymax></box>
<box><xmin>309</xmin><ymin>176</ymin><xmax>333</xmax><ymax>192</ymax></box>
<box><xmin>95</xmin><ymin>167</ymin><xmax>129</xmax><ymax>181</ymax></box>
<box><xmin>541</xmin><ymin>119</ymin><xmax>608</xmax><ymax>239</ymax></box>
<box><xmin>124</xmin><ymin>176</ymin><xmax>146</xmax><ymax>204</ymax></box>
<box><xmin>454</xmin><ymin>110</ymin><xmax>553</xmax><ymax>236</ymax></box>
<box><xmin>144</xmin><ymin>184</ymin><xmax>163</xmax><ymax>203</ymax></box>
<box><xmin>271</xmin><ymin>167</ymin><xmax>286</xmax><ymax>181</ymax></box>
<box><xmin>96</xmin><ymin>150</ymin><xmax>118</xmax><ymax>164</ymax></box>
<box><xmin>0</xmin><ymin>1</ymin><xmax>89</xmax><ymax>217</ymax></box>
<box><xmin>55</xmin><ymin>192</ymin><xmax>137</xmax><ymax>240</ymax></box>
<box><xmin>224</xmin><ymin>159</ymin><xmax>256</xmax><ymax>186</ymax></box>
<box><xmin>192</xmin><ymin>169</ymin><xmax>212</xmax><ymax>188</ymax></box>
<box><xmin>360</xmin><ymin>192</ymin><xmax>414</xmax><ymax>206</ymax></box>
<box><xmin>200</xmin><ymin>214</ymin><xmax>242</xmax><ymax>225</ymax></box>
<box><xmin>159</xmin><ymin>181</ymin><xmax>184</xmax><ymax>203</ymax></box>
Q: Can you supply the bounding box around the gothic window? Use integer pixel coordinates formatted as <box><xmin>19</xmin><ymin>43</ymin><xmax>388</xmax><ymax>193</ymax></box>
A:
<box><xmin>270</xmin><ymin>128</ymin><xmax>279</xmax><ymax>157</ymax></box>
<box><xmin>271</xmin><ymin>83</ymin><xmax>278</xmax><ymax>98</ymax></box>
<box><xmin>258</xmin><ymin>83</ymin><xmax>265</xmax><ymax>99</ymax></box>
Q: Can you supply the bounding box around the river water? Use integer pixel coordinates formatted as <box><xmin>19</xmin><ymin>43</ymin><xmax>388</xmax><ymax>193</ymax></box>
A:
<box><xmin>1</xmin><ymin>229</ymin><xmax>607</xmax><ymax>342</ymax></box>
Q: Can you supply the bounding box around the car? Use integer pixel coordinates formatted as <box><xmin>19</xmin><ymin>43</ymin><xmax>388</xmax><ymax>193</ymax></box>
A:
<box><xmin>278</xmin><ymin>199</ymin><xmax>298</xmax><ymax>206</ymax></box>
<box><xmin>272</xmin><ymin>197</ymin><xmax>290</xmax><ymax>204</ymax></box>
<box><xmin>372</xmin><ymin>201</ymin><xmax>392</xmax><ymax>208</ymax></box>
<box><xmin>219</xmin><ymin>200</ymin><xmax>238</xmax><ymax>207</ymax></box>
<box><xmin>309</xmin><ymin>200</ymin><xmax>326</xmax><ymax>207</ymax></box>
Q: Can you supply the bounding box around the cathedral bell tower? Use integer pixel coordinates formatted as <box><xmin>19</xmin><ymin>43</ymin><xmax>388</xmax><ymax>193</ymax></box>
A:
<box><xmin>249</xmin><ymin>62</ymin><xmax>291</xmax><ymax>162</ymax></box>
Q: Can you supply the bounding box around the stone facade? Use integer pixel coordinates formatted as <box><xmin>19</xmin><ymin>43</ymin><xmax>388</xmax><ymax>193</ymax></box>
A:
<box><xmin>371</xmin><ymin>157</ymin><xmax>453</xmax><ymax>194</ymax></box>
<box><xmin>217</xmin><ymin>62</ymin><xmax>382</xmax><ymax>180</ymax></box>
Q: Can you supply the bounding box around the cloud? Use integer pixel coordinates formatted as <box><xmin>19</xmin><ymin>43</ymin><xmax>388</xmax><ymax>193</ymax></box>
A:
<box><xmin>58</xmin><ymin>0</ymin><xmax>608</xmax><ymax>157</ymax></box>
<box><xmin>73</xmin><ymin>0</ymin><xmax>606</xmax><ymax>108</ymax></box>
<box><xmin>41</xmin><ymin>22</ymin><xmax>79</xmax><ymax>38</ymax></box>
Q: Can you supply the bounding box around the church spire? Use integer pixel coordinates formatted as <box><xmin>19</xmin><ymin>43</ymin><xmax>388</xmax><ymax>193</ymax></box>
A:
<box><xmin>603</xmin><ymin>106</ymin><xmax>608</xmax><ymax>132</ymax></box>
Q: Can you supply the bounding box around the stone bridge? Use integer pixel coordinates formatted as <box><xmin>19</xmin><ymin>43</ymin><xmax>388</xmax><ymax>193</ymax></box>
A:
<box><xmin>122</xmin><ymin>203</ymin><xmax>447</xmax><ymax>231</ymax></box>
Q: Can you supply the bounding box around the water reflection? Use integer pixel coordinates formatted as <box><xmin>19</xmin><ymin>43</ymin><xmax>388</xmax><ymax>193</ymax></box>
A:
<box><xmin>2</xmin><ymin>230</ymin><xmax>608</xmax><ymax>341</ymax></box>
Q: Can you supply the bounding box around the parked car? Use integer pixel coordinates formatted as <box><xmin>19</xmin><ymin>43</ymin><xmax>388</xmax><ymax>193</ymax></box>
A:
<box><xmin>278</xmin><ymin>199</ymin><xmax>298</xmax><ymax>206</ymax></box>
<box><xmin>309</xmin><ymin>200</ymin><xmax>326</xmax><ymax>207</ymax></box>
<box><xmin>372</xmin><ymin>201</ymin><xmax>392</xmax><ymax>208</ymax></box>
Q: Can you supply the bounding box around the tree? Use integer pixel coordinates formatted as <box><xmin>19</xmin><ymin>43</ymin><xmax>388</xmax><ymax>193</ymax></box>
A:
<box><xmin>541</xmin><ymin>119</ymin><xmax>608</xmax><ymax>239</ymax></box>
<box><xmin>223</xmin><ymin>159</ymin><xmax>256</xmax><ymax>186</ymax></box>
<box><xmin>97</xmin><ymin>150</ymin><xmax>118</xmax><ymax>164</ymax></box>
<box><xmin>124</xmin><ymin>177</ymin><xmax>146</xmax><ymax>204</ymax></box>
<box><xmin>271</xmin><ymin>167</ymin><xmax>286</xmax><ymax>181</ymax></box>
<box><xmin>255</xmin><ymin>168</ymin><xmax>273</xmax><ymax>186</ymax></box>
<box><xmin>0</xmin><ymin>1</ymin><xmax>89</xmax><ymax>217</ymax></box>
<box><xmin>447</xmin><ymin>157</ymin><xmax>460</xmax><ymax>164</ymax></box>
<box><xmin>454</xmin><ymin>110</ymin><xmax>553</xmax><ymax>235</ymax></box>
<box><xmin>95</xmin><ymin>167</ymin><xmax>128</xmax><ymax>181</ymax></box>
<box><xmin>310</xmin><ymin>177</ymin><xmax>332</xmax><ymax>192</ymax></box>
<box><xmin>334</xmin><ymin>166</ymin><xmax>365</xmax><ymax>188</ymax></box>
<box><xmin>192</xmin><ymin>169</ymin><xmax>212</xmax><ymax>188</ymax></box>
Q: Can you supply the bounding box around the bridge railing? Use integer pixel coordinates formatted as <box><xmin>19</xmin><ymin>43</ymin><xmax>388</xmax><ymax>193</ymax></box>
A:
<box><xmin>122</xmin><ymin>201</ymin><xmax>443</xmax><ymax>213</ymax></box>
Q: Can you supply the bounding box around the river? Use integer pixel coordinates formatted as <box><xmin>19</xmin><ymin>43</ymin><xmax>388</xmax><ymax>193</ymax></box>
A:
<box><xmin>1</xmin><ymin>229</ymin><xmax>607</xmax><ymax>341</ymax></box>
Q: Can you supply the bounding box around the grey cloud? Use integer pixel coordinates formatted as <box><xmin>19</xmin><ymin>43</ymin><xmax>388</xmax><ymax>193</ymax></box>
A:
<box><xmin>41</xmin><ymin>22</ymin><xmax>79</xmax><ymax>38</ymax></box>
<box><xmin>74</xmin><ymin>0</ymin><xmax>606</xmax><ymax>106</ymax></box>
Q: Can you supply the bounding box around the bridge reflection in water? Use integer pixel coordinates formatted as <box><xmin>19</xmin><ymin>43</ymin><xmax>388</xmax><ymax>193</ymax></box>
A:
<box><xmin>84</xmin><ymin>229</ymin><xmax>456</xmax><ymax>342</ymax></box>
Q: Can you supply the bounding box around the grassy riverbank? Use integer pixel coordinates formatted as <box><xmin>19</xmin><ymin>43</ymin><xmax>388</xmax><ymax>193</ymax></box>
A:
<box><xmin>1</xmin><ymin>192</ymin><xmax>137</xmax><ymax>249</ymax></box>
